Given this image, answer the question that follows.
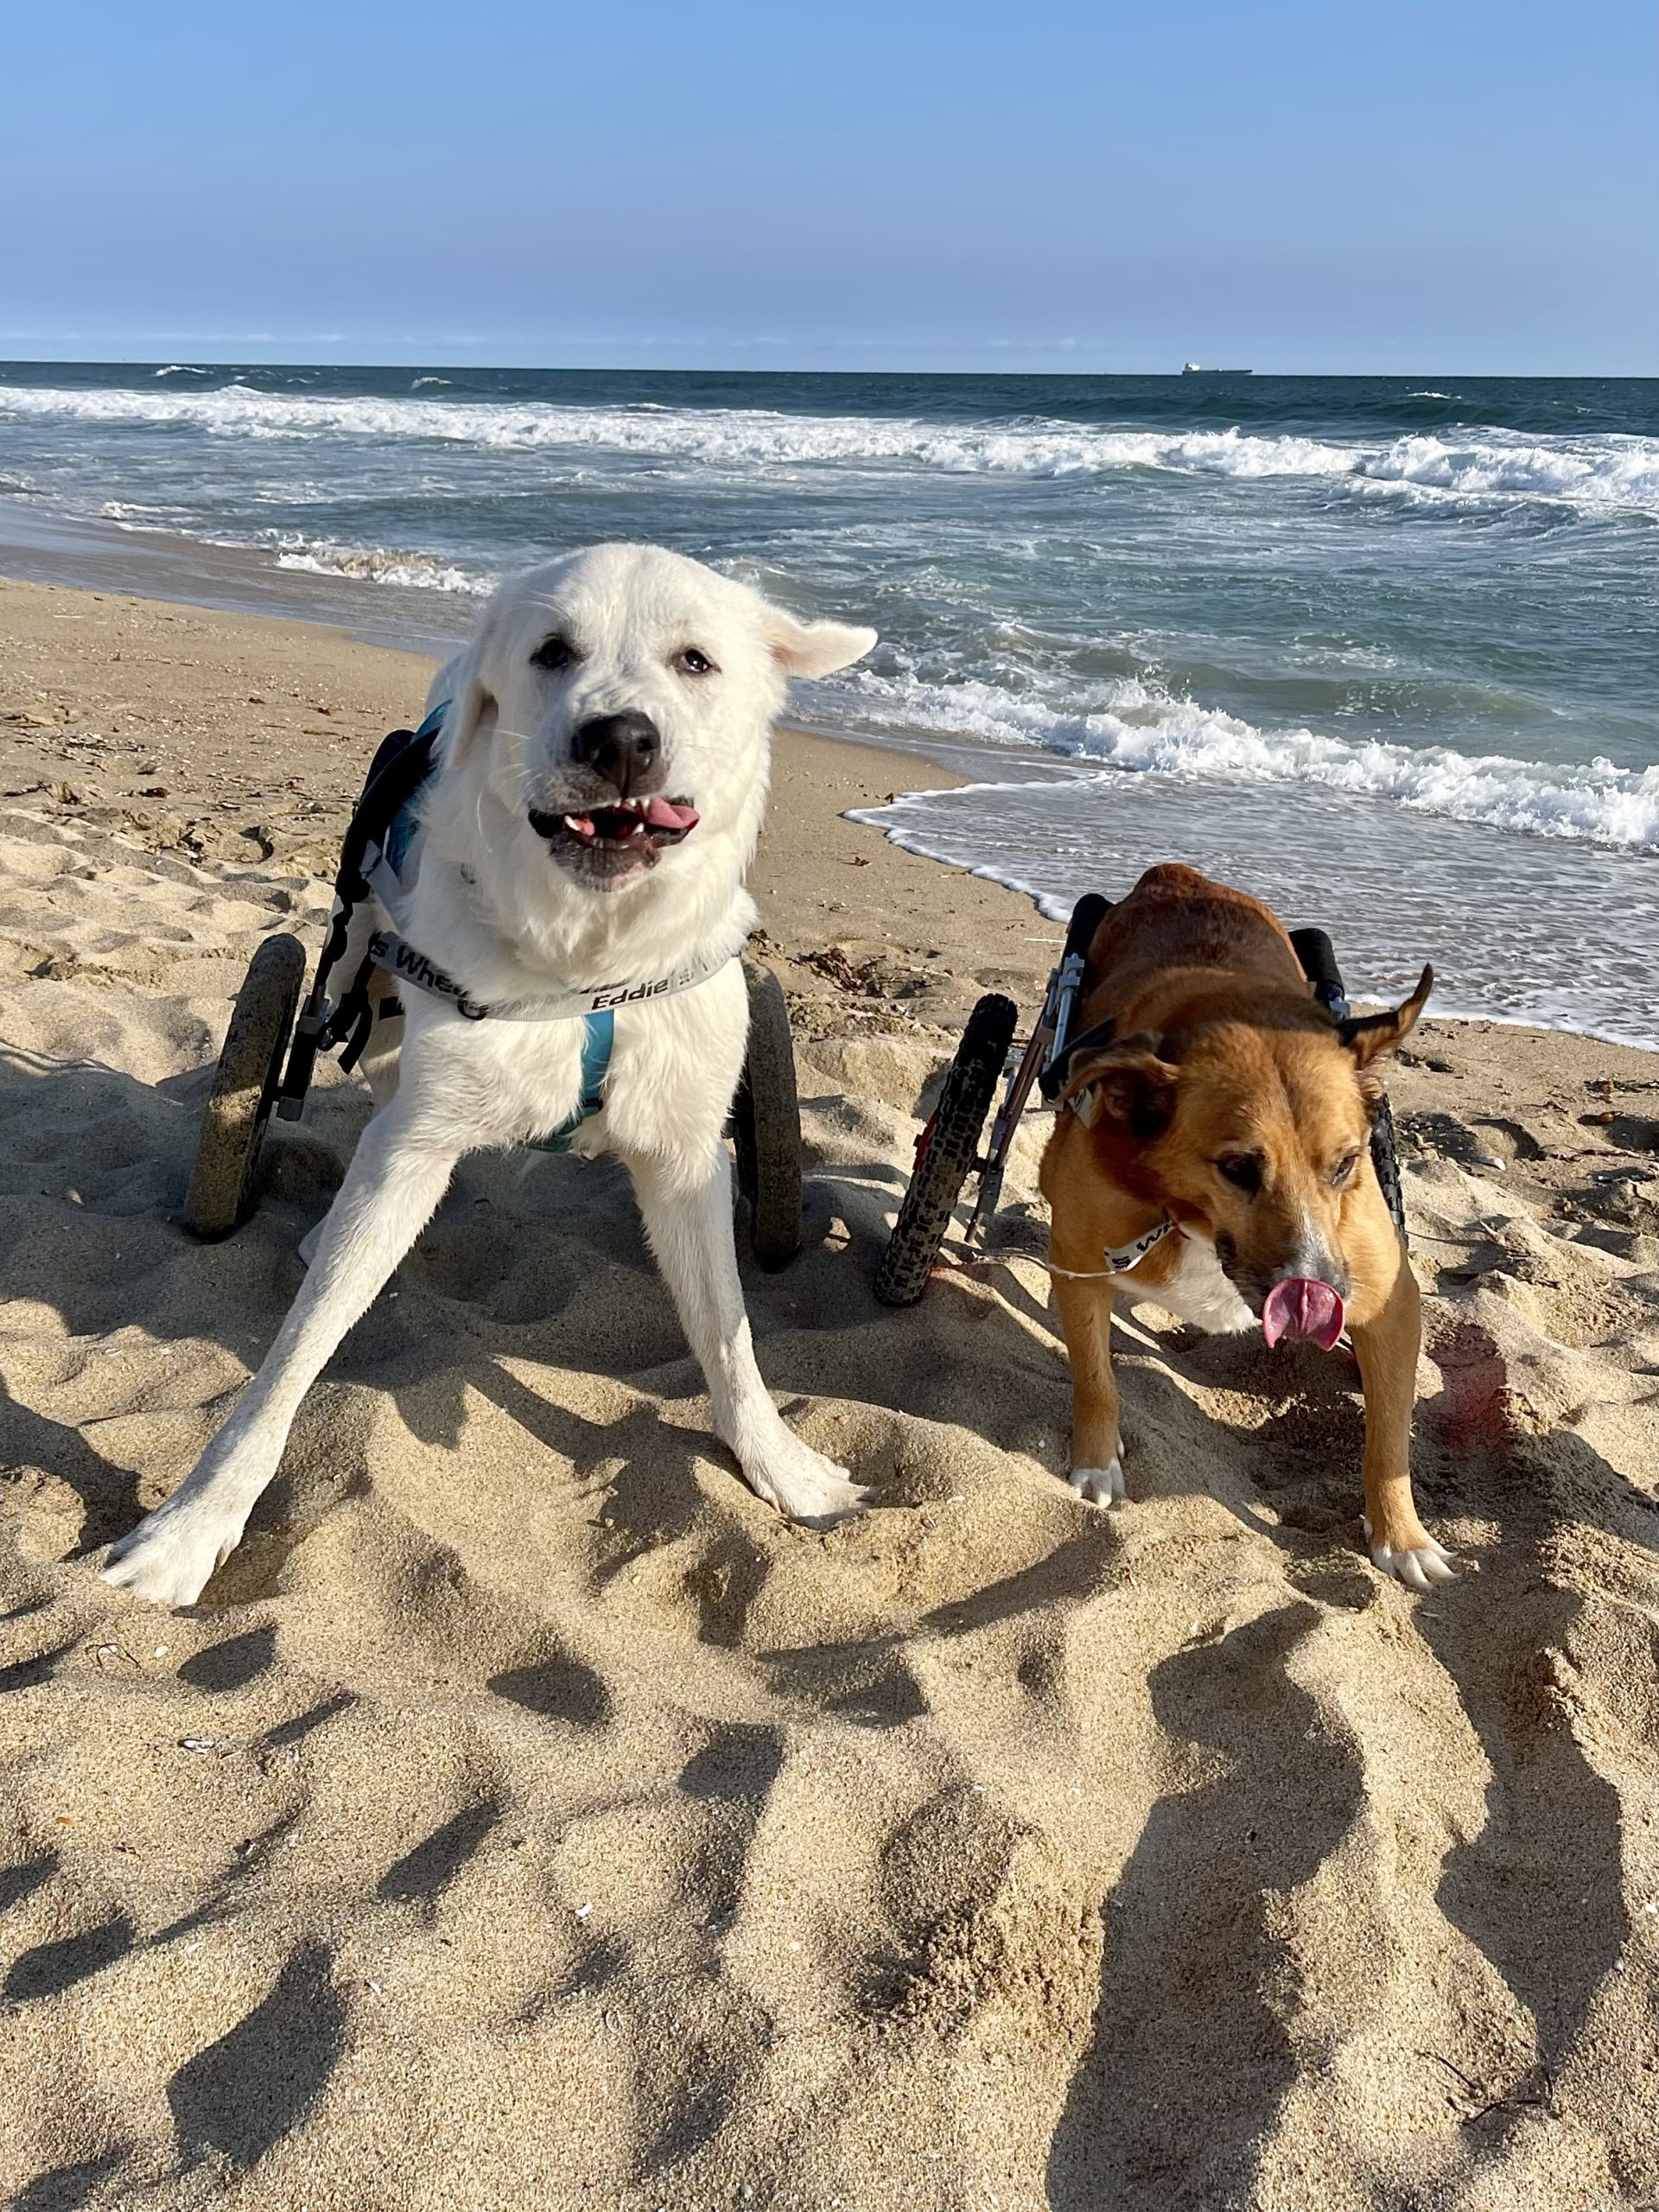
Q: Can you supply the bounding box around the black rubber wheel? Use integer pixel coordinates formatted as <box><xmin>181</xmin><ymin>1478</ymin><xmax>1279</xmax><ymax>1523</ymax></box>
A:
<box><xmin>1370</xmin><ymin>1090</ymin><xmax>1408</xmax><ymax>1242</ymax></box>
<box><xmin>874</xmin><ymin>992</ymin><xmax>1018</xmax><ymax>1306</ymax></box>
<box><xmin>183</xmin><ymin>933</ymin><xmax>308</xmax><ymax>1240</ymax></box>
<box><xmin>732</xmin><ymin>963</ymin><xmax>803</xmax><ymax>1270</ymax></box>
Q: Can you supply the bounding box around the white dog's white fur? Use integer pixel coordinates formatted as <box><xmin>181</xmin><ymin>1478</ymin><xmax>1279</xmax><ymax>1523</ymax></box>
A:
<box><xmin>104</xmin><ymin>543</ymin><xmax>878</xmax><ymax>1607</ymax></box>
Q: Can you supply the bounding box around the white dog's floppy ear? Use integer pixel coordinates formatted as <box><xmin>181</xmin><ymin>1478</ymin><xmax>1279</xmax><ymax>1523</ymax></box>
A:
<box><xmin>434</xmin><ymin>649</ymin><xmax>499</xmax><ymax>765</ymax></box>
<box><xmin>763</xmin><ymin>608</ymin><xmax>879</xmax><ymax>679</ymax></box>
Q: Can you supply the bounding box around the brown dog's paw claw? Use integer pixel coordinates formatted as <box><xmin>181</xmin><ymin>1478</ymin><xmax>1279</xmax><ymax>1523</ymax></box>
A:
<box><xmin>1363</xmin><ymin>1516</ymin><xmax>1458</xmax><ymax>1590</ymax></box>
<box><xmin>1068</xmin><ymin>1457</ymin><xmax>1126</xmax><ymax>1508</ymax></box>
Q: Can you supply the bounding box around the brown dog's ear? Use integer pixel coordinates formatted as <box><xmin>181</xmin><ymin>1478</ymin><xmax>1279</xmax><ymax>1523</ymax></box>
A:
<box><xmin>1059</xmin><ymin>1033</ymin><xmax>1180</xmax><ymax>1141</ymax></box>
<box><xmin>1338</xmin><ymin>964</ymin><xmax>1433</xmax><ymax>1070</ymax></box>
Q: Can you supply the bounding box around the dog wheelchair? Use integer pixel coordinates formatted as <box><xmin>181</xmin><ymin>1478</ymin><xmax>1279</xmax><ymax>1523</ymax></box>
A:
<box><xmin>181</xmin><ymin>714</ymin><xmax>805</xmax><ymax>1268</ymax></box>
<box><xmin>874</xmin><ymin>891</ymin><xmax>1408</xmax><ymax>1306</ymax></box>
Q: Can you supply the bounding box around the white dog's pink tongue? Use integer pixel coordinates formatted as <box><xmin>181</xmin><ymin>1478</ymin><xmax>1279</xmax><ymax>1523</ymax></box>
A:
<box><xmin>643</xmin><ymin>797</ymin><xmax>698</xmax><ymax>832</ymax></box>
<box><xmin>1262</xmin><ymin>1277</ymin><xmax>1345</xmax><ymax>1351</ymax></box>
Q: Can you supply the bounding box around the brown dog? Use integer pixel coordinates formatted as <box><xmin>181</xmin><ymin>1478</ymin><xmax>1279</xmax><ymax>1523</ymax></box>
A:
<box><xmin>1038</xmin><ymin>864</ymin><xmax>1451</xmax><ymax>1588</ymax></box>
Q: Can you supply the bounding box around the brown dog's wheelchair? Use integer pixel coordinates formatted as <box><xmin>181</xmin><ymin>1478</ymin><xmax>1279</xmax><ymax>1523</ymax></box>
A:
<box><xmin>874</xmin><ymin>891</ymin><xmax>1407</xmax><ymax>1306</ymax></box>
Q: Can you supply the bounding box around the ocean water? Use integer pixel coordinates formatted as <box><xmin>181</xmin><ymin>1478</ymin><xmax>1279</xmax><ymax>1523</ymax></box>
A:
<box><xmin>2</xmin><ymin>363</ymin><xmax>1656</xmax><ymax>1043</ymax></box>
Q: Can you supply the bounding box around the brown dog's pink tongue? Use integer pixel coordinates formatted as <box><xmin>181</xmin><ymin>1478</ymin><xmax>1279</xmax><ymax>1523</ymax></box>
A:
<box><xmin>1262</xmin><ymin>1277</ymin><xmax>1345</xmax><ymax>1351</ymax></box>
<box><xmin>643</xmin><ymin>797</ymin><xmax>699</xmax><ymax>831</ymax></box>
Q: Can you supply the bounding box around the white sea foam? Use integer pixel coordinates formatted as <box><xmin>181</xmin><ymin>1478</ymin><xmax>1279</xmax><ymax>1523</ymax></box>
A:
<box><xmin>831</xmin><ymin>668</ymin><xmax>1659</xmax><ymax>852</ymax></box>
<box><xmin>4</xmin><ymin>383</ymin><xmax>1656</xmax><ymax>513</ymax></box>
<box><xmin>269</xmin><ymin>537</ymin><xmax>487</xmax><ymax>594</ymax></box>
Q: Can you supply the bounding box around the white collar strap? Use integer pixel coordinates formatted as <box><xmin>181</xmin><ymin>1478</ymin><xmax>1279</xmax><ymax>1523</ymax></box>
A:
<box><xmin>367</xmin><ymin>928</ymin><xmax>737</xmax><ymax>1023</ymax></box>
<box><xmin>1101</xmin><ymin>1215</ymin><xmax>1181</xmax><ymax>1275</ymax></box>
<box><xmin>1048</xmin><ymin>1214</ymin><xmax>1181</xmax><ymax>1281</ymax></box>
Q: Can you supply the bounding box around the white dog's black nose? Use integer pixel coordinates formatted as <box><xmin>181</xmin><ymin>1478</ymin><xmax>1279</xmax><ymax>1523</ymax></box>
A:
<box><xmin>572</xmin><ymin>711</ymin><xmax>662</xmax><ymax>797</ymax></box>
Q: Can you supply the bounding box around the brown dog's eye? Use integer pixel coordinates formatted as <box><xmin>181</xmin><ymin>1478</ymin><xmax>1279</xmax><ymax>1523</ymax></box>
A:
<box><xmin>673</xmin><ymin>646</ymin><xmax>716</xmax><ymax>677</ymax></box>
<box><xmin>1217</xmin><ymin>1154</ymin><xmax>1262</xmax><ymax>1194</ymax></box>
<box><xmin>1331</xmin><ymin>1151</ymin><xmax>1361</xmax><ymax>1186</ymax></box>
<box><xmin>531</xmin><ymin>634</ymin><xmax>575</xmax><ymax>671</ymax></box>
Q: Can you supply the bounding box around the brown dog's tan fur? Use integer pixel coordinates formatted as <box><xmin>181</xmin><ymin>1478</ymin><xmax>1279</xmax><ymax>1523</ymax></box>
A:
<box><xmin>1038</xmin><ymin>864</ymin><xmax>1449</xmax><ymax>1586</ymax></box>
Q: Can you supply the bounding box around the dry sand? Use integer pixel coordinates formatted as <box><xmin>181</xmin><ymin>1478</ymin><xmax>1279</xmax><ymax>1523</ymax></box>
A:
<box><xmin>2</xmin><ymin>577</ymin><xmax>1658</xmax><ymax>2211</ymax></box>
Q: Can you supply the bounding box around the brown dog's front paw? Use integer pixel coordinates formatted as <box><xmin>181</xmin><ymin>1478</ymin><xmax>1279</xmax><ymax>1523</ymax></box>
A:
<box><xmin>1068</xmin><ymin>1455</ymin><xmax>1126</xmax><ymax>1508</ymax></box>
<box><xmin>1363</xmin><ymin>1514</ymin><xmax>1458</xmax><ymax>1591</ymax></box>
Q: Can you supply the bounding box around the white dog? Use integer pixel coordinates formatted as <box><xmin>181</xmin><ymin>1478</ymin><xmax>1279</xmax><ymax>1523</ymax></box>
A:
<box><xmin>105</xmin><ymin>543</ymin><xmax>878</xmax><ymax>1607</ymax></box>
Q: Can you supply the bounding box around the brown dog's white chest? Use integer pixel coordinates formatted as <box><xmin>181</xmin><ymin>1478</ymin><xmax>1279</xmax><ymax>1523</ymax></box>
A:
<box><xmin>1129</xmin><ymin>1232</ymin><xmax>1256</xmax><ymax>1335</ymax></box>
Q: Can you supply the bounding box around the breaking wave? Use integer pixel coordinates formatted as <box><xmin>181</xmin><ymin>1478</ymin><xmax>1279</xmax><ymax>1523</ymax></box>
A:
<box><xmin>833</xmin><ymin>668</ymin><xmax>1659</xmax><ymax>851</ymax></box>
<box><xmin>268</xmin><ymin>537</ymin><xmax>487</xmax><ymax>594</ymax></box>
<box><xmin>3</xmin><ymin>382</ymin><xmax>1656</xmax><ymax>513</ymax></box>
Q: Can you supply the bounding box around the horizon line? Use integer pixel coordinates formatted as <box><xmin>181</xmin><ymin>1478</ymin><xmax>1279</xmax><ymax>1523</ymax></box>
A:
<box><xmin>1</xmin><ymin>350</ymin><xmax>1653</xmax><ymax>381</ymax></box>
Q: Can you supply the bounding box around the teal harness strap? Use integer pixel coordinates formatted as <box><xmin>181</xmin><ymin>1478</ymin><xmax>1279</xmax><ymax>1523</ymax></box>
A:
<box><xmin>527</xmin><ymin>1008</ymin><xmax>616</xmax><ymax>1154</ymax></box>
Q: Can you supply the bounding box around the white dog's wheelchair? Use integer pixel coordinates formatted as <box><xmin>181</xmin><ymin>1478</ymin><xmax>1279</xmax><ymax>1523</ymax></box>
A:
<box><xmin>874</xmin><ymin>890</ymin><xmax>1408</xmax><ymax>1306</ymax></box>
<box><xmin>182</xmin><ymin>710</ymin><xmax>805</xmax><ymax>1268</ymax></box>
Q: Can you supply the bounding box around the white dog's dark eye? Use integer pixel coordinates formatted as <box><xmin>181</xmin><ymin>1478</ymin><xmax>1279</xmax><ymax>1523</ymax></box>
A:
<box><xmin>673</xmin><ymin>646</ymin><xmax>716</xmax><ymax>677</ymax></box>
<box><xmin>531</xmin><ymin>634</ymin><xmax>575</xmax><ymax>671</ymax></box>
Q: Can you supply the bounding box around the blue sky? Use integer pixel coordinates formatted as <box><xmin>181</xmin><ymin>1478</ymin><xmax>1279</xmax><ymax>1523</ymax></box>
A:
<box><xmin>3</xmin><ymin>0</ymin><xmax>1653</xmax><ymax>373</ymax></box>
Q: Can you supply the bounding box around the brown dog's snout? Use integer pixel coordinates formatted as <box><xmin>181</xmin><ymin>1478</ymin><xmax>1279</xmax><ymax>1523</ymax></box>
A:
<box><xmin>1218</xmin><ymin>1223</ymin><xmax>1350</xmax><ymax>1311</ymax></box>
<box><xmin>571</xmin><ymin>711</ymin><xmax>662</xmax><ymax>798</ymax></box>
<box><xmin>1266</xmin><ymin>1232</ymin><xmax>1348</xmax><ymax>1300</ymax></box>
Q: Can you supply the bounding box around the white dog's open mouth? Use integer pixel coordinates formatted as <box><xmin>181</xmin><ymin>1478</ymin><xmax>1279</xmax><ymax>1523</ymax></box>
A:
<box><xmin>527</xmin><ymin>795</ymin><xmax>700</xmax><ymax>883</ymax></box>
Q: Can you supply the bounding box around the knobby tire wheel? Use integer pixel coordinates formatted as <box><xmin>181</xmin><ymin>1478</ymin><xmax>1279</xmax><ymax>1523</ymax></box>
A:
<box><xmin>874</xmin><ymin>993</ymin><xmax>1017</xmax><ymax>1306</ymax></box>
<box><xmin>733</xmin><ymin>963</ymin><xmax>803</xmax><ymax>1270</ymax></box>
<box><xmin>182</xmin><ymin>933</ymin><xmax>308</xmax><ymax>1240</ymax></box>
<box><xmin>1370</xmin><ymin>1091</ymin><xmax>1408</xmax><ymax>1242</ymax></box>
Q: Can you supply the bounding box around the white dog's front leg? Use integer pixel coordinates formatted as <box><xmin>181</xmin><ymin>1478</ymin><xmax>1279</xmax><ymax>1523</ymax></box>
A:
<box><xmin>104</xmin><ymin>1117</ymin><xmax>459</xmax><ymax>1606</ymax></box>
<box><xmin>628</xmin><ymin>1146</ymin><xmax>867</xmax><ymax>1526</ymax></box>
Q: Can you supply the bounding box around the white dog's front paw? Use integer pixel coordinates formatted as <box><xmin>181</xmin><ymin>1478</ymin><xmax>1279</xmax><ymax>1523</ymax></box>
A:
<box><xmin>1068</xmin><ymin>1455</ymin><xmax>1126</xmax><ymax>1509</ymax></box>
<box><xmin>1363</xmin><ymin>1517</ymin><xmax>1458</xmax><ymax>1592</ymax></box>
<box><xmin>741</xmin><ymin>1429</ymin><xmax>869</xmax><ymax>1529</ymax></box>
<box><xmin>102</xmin><ymin>1497</ymin><xmax>245</xmax><ymax>1608</ymax></box>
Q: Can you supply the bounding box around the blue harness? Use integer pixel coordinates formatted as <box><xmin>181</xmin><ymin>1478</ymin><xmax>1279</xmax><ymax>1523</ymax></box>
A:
<box><xmin>533</xmin><ymin>1007</ymin><xmax>613</xmax><ymax>1154</ymax></box>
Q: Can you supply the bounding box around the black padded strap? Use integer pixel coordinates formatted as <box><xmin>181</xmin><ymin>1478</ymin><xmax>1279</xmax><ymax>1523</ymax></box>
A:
<box><xmin>1039</xmin><ymin>1014</ymin><xmax>1118</xmax><ymax>1102</ymax></box>
<box><xmin>1063</xmin><ymin>892</ymin><xmax>1111</xmax><ymax>963</ymax></box>
<box><xmin>1289</xmin><ymin>927</ymin><xmax>1351</xmax><ymax>1021</ymax></box>
<box><xmin>310</xmin><ymin>716</ymin><xmax>446</xmax><ymax>1055</ymax></box>
<box><xmin>335</xmin><ymin>721</ymin><xmax>442</xmax><ymax>903</ymax></box>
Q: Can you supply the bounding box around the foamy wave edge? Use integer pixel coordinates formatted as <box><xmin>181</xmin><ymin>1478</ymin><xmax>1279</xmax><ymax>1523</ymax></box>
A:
<box><xmin>270</xmin><ymin>539</ymin><xmax>489</xmax><ymax>594</ymax></box>
<box><xmin>834</xmin><ymin>672</ymin><xmax>1659</xmax><ymax>851</ymax></box>
<box><xmin>3</xmin><ymin>383</ymin><xmax>1656</xmax><ymax>512</ymax></box>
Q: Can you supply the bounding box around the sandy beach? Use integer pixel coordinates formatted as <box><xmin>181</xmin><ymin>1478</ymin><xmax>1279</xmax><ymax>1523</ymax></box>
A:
<box><xmin>3</xmin><ymin>575</ymin><xmax>1659</xmax><ymax>2211</ymax></box>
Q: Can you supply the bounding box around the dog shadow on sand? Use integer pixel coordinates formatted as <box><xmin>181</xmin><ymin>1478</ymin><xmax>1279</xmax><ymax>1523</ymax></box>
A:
<box><xmin>1033</xmin><ymin>1313</ymin><xmax>1638</xmax><ymax>2203</ymax></box>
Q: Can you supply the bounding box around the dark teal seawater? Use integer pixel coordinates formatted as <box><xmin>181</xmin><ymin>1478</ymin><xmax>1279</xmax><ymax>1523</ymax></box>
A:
<box><xmin>2</xmin><ymin>364</ymin><xmax>1656</xmax><ymax>1038</ymax></box>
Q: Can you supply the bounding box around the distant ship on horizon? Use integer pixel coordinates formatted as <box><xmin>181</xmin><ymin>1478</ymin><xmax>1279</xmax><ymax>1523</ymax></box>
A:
<box><xmin>1182</xmin><ymin>361</ymin><xmax>1254</xmax><ymax>376</ymax></box>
